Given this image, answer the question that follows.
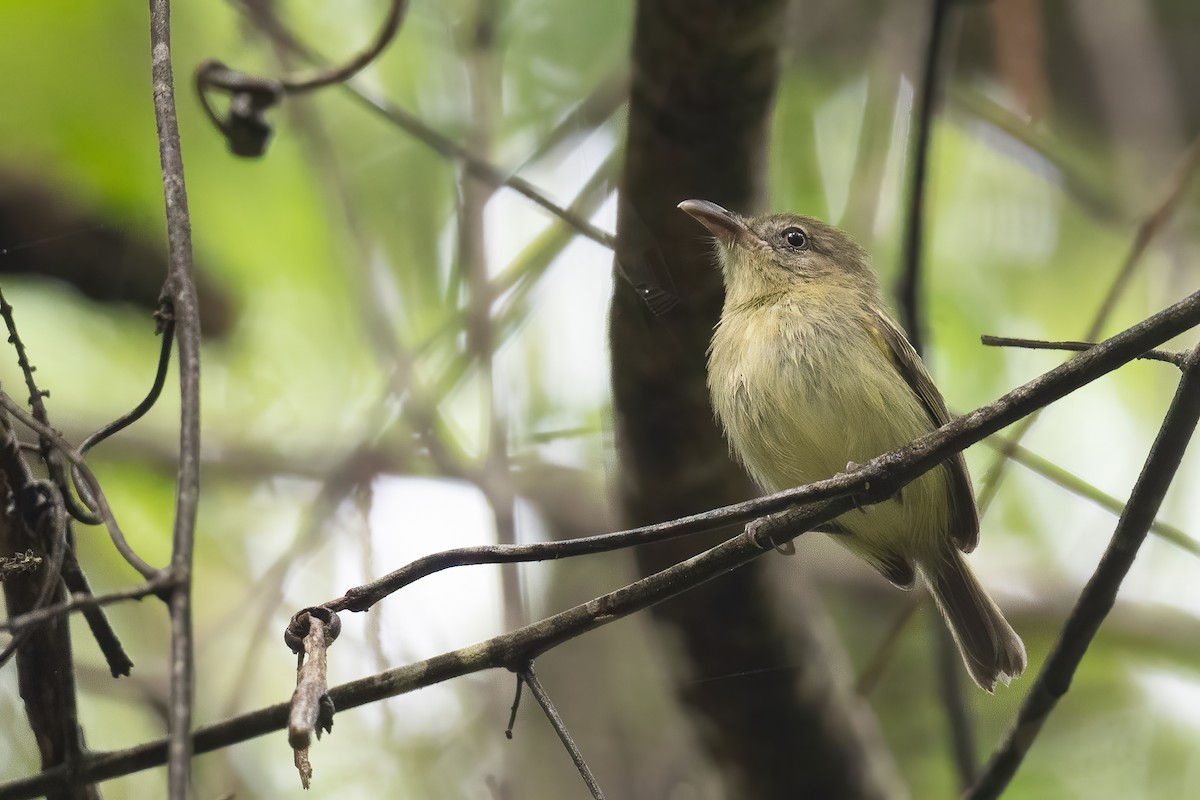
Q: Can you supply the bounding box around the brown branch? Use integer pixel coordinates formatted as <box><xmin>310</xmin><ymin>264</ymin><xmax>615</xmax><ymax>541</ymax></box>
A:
<box><xmin>147</xmin><ymin>2</ymin><xmax>203</xmax><ymax>796</ymax></box>
<box><xmin>2</xmin><ymin>574</ymin><xmax>176</xmax><ymax>635</ymax></box>
<box><xmin>969</xmin><ymin>341</ymin><xmax>1200</xmax><ymax>799</ymax></box>
<box><xmin>0</xmin><ymin>394</ymin><xmax>158</xmax><ymax>581</ymax></box>
<box><xmin>516</xmin><ymin>662</ymin><xmax>605</xmax><ymax>800</ymax></box>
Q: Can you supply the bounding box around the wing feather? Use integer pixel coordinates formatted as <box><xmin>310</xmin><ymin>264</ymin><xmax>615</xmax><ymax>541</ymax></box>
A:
<box><xmin>868</xmin><ymin>309</ymin><xmax>980</xmax><ymax>552</ymax></box>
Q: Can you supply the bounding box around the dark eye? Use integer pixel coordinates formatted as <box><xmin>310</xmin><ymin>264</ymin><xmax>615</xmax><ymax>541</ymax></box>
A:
<box><xmin>782</xmin><ymin>228</ymin><xmax>808</xmax><ymax>249</ymax></box>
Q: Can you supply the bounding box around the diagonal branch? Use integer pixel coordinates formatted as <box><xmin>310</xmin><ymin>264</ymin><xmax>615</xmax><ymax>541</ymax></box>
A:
<box><xmin>969</xmin><ymin>341</ymin><xmax>1200</xmax><ymax>799</ymax></box>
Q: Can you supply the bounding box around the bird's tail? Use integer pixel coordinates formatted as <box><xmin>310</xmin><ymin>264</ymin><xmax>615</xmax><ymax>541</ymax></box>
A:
<box><xmin>919</xmin><ymin>549</ymin><xmax>1026</xmax><ymax>692</ymax></box>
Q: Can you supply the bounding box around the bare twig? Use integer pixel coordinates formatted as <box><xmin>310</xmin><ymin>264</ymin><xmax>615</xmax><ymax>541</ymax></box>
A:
<box><xmin>981</xmin><ymin>334</ymin><xmax>1186</xmax><ymax>367</ymax></box>
<box><xmin>339</xmin><ymin>85</ymin><xmax>617</xmax><ymax>251</ymax></box>
<box><xmin>147</xmin><ymin>2</ymin><xmax>203</xmax><ymax>796</ymax></box>
<box><xmin>2</xmin><ymin>573</ymin><xmax>176</xmax><ymax>635</ymax></box>
<box><xmin>969</xmin><ymin>341</ymin><xmax>1200</xmax><ymax>799</ymax></box>
<box><xmin>58</xmin><ymin>545</ymin><xmax>135</xmax><ymax>678</ymax></box>
<box><xmin>264</xmin><ymin>0</ymin><xmax>407</xmax><ymax>94</ymax></box>
<box><xmin>518</xmin><ymin>662</ymin><xmax>605</xmax><ymax>800</ymax></box>
<box><xmin>79</xmin><ymin>314</ymin><xmax>176</xmax><ymax>456</ymax></box>
<box><xmin>0</xmin><ymin>394</ymin><xmax>158</xmax><ymax>580</ymax></box>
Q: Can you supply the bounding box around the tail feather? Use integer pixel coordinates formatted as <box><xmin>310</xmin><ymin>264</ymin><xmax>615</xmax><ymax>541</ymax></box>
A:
<box><xmin>919</xmin><ymin>550</ymin><xmax>1026</xmax><ymax>693</ymax></box>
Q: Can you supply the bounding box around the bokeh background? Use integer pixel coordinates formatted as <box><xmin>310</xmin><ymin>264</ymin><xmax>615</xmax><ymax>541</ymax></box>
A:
<box><xmin>2</xmin><ymin>1</ymin><xmax>1199</xmax><ymax>798</ymax></box>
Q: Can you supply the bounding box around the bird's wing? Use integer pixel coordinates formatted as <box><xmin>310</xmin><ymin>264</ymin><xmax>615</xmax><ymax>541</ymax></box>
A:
<box><xmin>868</xmin><ymin>308</ymin><xmax>980</xmax><ymax>553</ymax></box>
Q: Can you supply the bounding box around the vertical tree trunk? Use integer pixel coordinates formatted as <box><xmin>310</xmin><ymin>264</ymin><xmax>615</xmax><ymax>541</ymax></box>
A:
<box><xmin>609</xmin><ymin>1</ymin><xmax>903</xmax><ymax>796</ymax></box>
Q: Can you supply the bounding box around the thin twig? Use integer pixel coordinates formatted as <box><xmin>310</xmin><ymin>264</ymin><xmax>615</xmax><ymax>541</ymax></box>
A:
<box><xmin>855</xmin><ymin>597</ymin><xmax>920</xmax><ymax>696</ymax></box>
<box><xmin>196</xmin><ymin>1</ymin><xmax>409</xmax><ymax>156</ymax></box>
<box><xmin>59</xmin><ymin>544</ymin><xmax>135</xmax><ymax>678</ymax></box>
<box><xmin>504</xmin><ymin>673</ymin><xmax>523</xmax><ymax>739</ymax></box>
<box><xmin>969</xmin><ymin>341</ymin><xmax>1200</xmax><ymax>799</ymax></box>
<box><xmin>0</xmin><ymin>393</ymin><xmax>158</xmax><ymax>580</ymax></box>
<box><xmin>340</xmin><ymin>84</ymin><xmax>617</xmax><ymax>251</ymax></box>
<box><xmin>148</xmin><ymin>2</ymin><xmax>203</xmax><ymax>796</ymax></box>
<box><xmin>269</xmin><ymin>0</ymin><xmax>406</xmax><ymax>93</ymax></box>
<box><xmin>519</xmin><ymin>662</ymin><xmax>606</xmax><ymax>800</ymax></box>
<box><xmin>981</xmin><ymin>334</ymin><xmax>1186</xmax><ymax>367</ymax></box>
<box><xmin>2</xmin><ymin>573</ymin><xmax>176</xmax><ymax>635</ymax></box>
<box><xmin>79</xmin><ymin>315</ymin><xmax>177</xmax><ymax>456</ymax></box>
<box><xmin>0</xmin><ymin>286</ymin><xmax>96</xmax><ymax>524</ymax></box>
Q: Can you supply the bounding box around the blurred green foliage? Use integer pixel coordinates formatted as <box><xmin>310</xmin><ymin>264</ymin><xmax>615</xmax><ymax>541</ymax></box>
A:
<box><xmin>1</xmin><ymin>1</ymin><xmax>1199</xmax><ymax>798</ymax></box>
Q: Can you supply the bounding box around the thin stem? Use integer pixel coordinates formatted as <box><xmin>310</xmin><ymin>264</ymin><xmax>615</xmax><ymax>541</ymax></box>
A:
<box><xmin>984</xmin><ymin>436</ymin><xmax>1200</xmax><ymax>558</ymax></box>
<box><xmin>2</xmin><ymin>574</ymin><xmax>176</xmax><ymax>635</ymax></box>
<box><xmin>981</xmin><ymin>334</ymin><xmax>1185</xmax><ymax>367</ymax></box>
<box><xmin>79</xmin><ymin>316</ymin><xmax>177</xmax><ymax>456</ymax></box>
<box><xmin>0</xmin><ymin>394</ymin><xmax>158</xmax><ymax>580</ymax></box>
<box><xmin>275</xmin><ymin>0</ymin><xmax>407</xmax><ymax>93</ymax></box>
<box><xmin>520</xmin><ymin>662</ymin><xmax>605</xmax><ymax>800</ymax></box>
<box><xmin>896</xmin><ymin>0</ymin><xmax>951</xmax><ymax>353</ymax></box>
<box><xmin>148</xmin><ymin>1</ymin><xmax>203</xmax><ymax>795</ymax></box>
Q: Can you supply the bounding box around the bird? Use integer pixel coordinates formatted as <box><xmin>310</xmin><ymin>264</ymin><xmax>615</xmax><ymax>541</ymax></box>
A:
<box><xmin>679</xmin><ymin>198</ymin><xmax>1026</xmax><ymax>692</ymax></box>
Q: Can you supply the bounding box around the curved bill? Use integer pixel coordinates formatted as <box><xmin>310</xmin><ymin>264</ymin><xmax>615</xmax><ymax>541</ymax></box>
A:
<box><xmin>678</xmin><ymin>199</ymin><xmax>755</xmax><ymax>247</ymax></box>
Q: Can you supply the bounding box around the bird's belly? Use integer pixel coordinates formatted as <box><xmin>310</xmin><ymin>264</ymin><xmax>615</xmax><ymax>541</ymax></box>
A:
<box><xmin>709</xmin><ymin>323</ymin><xmax>949</xmax><ymax>555</ymax></box>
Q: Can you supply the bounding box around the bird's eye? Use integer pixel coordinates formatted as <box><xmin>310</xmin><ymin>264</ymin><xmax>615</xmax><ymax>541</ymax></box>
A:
<box><xmin>782</xmin><ymin>228</ymin><xmax>808</xmax><ymax>249</ymax></box>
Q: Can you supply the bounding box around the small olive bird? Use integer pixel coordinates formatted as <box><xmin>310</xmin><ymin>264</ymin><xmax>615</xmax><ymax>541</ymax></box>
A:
<box><xmin>679</xmin><ymin>199</ymin><xmax>1026</xmax><ymax>692</ymax></box>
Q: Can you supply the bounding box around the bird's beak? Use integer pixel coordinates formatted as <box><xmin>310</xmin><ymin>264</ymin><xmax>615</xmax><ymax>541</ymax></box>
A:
<box><xmin>678</xmin><ymin>199</ymin><xmax>755</xmax><ymax>248</ymax></box>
